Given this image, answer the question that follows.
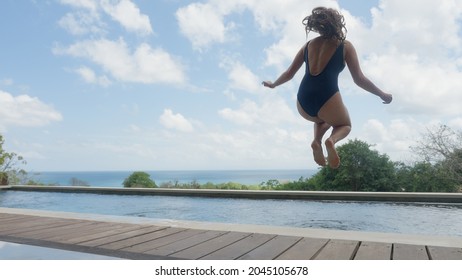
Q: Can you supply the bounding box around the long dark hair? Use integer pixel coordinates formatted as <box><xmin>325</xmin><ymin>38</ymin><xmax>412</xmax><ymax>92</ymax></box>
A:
<box><xmin>302</xmin><ymin>7</ymin><xmax>347</xmax><ymax>41</ymax></box>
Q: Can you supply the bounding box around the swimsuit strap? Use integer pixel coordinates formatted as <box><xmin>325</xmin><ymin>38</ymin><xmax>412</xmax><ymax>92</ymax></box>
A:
<box><xmin>303</xmin><ymin>40</ymin><xmax>311</xmax><ymax>62</ymax></box>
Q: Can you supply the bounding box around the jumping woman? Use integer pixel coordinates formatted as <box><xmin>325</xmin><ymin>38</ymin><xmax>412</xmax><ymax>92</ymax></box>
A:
<box><xmin>263</xmin><ymin>7</ymin><xmax>392</xmax><ymax>168</ymax></box>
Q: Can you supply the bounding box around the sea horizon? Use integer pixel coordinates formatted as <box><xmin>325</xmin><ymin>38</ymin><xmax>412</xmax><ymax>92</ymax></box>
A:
<box><xmin>29</xmin><ymin>169</ymin><xmax>318</xmax><ymax>187</ymax></box>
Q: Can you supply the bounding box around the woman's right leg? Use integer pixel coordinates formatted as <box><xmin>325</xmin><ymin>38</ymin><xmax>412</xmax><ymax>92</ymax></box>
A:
<box><xmin>297</xmin><ymin>101</ymin><xmax>331</xmax><ymax>166</ymax></box>
<box><xmin>317</xmin><ymin>92</ymin><xmax>352</xmax><ymax>168</ymax></box>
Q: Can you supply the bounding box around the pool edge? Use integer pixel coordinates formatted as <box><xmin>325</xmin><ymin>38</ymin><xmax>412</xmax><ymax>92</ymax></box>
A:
<box><xmin>5</xmin><ymin>185</ymin><xmax>462</xmax><ymax>203</ymax></box>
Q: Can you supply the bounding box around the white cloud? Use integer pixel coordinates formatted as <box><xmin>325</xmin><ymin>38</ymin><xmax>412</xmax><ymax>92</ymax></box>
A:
<box><xmin>100</xmin><ymin>0</ymin><xmax>153</xmax><ymax>36</ymax></box>
<box><xmin>449</xmin><ymin>118</ymin><xmax>462</xmax><ymax>130</ymax></box>
<box><xmin>359</xmin><ymin>118</ymin><xmax>429</xmax><ymax>163</ymax></box>
<box><xmin>159</xmin><ymin>109</ymin><xmax>194</xmax><ymax>133</ymax></box>
<box><xmin>220</xmin><ymin>58</ymin><xmax>261</xmax><ymax>94</ymax></box>
<box><xmin>364</xmin><ymin>52</ymin><xmax>462</xmax><ymax>116</ymax></box>
<box><xmin>58</xmin><ymin>0</ymin><xmax>99</xmax><ymax>12</ymax></box>
<box><xmin>59</xmin><ymin>0</ymin><xmax>152</xmax><ymax>36</ymax></box>
<box><xmin>176</xmin><ymin>2</ymin><xmax>237</xmax><ymax>50</ymax></box>
<box><xmin>212</xmin><ymin>90</ymin><xmax>312</xmax><ymax>168</ymax></box>
<box><xmin>219</xmin><ymin>96</ymin><xmax>300</xmax><ymax>127</ymax></box>
<box><xmin>349</xmin><ymin>0</ymin><xmax>462</xmax><ymax>118</ymax></box>
<box><xmin>54</xmin><ymin>38</ymin><xmax>186</xmax><ymax>85</ymax></box>
<box><xmin>58</xmin><ymin>12</ymin><xmax>106</xmax><ymax>36</ymax></box>
<box><xmin>0</xmin><ymin>90</ymin><xmax>62</xmax><ymax>130</ymax></box>
<box><xmin>56</xmin><ymin>1</ymin><xmax>170</xmax><ymax>86</ymax></box>
<box><xmin>75</xmin><ymin>66</ymin><xmax>111</xmax><ymax>87</ymax></box>
<box><xmin>368</xmin><ymin>0</ymin><xmax>462</xmax><ymax>55</ymax></box>
<box><xmin>219</xmin><ymin>105</ymin><xmax>254</xmax><ymax>126</ymax></box>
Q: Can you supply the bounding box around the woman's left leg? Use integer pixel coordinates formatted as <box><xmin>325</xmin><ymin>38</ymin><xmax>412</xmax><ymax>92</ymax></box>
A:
<box><xmin>317</xmin><ymin>92</ymin><xmax>352</xmax><ymax>168</ymax></box>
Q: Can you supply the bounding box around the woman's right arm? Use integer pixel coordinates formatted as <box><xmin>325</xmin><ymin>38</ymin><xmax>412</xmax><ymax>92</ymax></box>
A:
<box><xmin>344</xmin><ymin>40</ymin><xmax>392</xmax><ymax>104</ymax></box>
<box><xmin>262</xmin><ymin>44</ymin><xmax>306</xmax><ymax>88</ymax></box>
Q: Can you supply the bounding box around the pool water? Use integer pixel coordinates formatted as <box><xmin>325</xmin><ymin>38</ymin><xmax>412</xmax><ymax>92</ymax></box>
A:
<box><xmin>1</xmin><ymin>190</ymin><xmax>462</xmax><ymax>237</ymax></box>
<box><xmin>0</xmin><ymin>241</ymin><xmax>122</xmax><ymax>260</ymax></box>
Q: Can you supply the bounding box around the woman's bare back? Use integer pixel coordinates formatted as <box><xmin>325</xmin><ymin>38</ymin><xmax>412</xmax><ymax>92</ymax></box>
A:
<box><xmin>307</xmin><ymin>37</ymin><xmax>344</xmax><ymax>76</ymax></box>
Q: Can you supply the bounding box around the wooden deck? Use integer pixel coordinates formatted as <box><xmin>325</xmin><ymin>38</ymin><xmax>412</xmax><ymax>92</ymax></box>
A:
<box><xmin>1</xmin><ymin>211</ymin><xmax>462</xmax><ymax>260</ymax></box>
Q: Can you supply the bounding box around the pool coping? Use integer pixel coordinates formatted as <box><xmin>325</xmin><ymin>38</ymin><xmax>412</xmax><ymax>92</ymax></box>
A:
<box><xmin>2</xmin><ymin>207</ymin><xmax>462</xmax><ymax>249</ymax></box>
<box><xmin>4</xmin><ymin>185</ymin><xmax>462</xmax><ymax>203</ymax></box>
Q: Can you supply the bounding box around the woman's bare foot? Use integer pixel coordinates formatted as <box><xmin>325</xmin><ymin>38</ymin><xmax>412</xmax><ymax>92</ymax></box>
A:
<box><xmin>311</xmin><ymin>141</ymin><xmax>326</xmax><ymax>166</ymax></box>
<box><xmin>325</xmin><ymin>138</ymin><xmax>340</xmax><ymax>169</ymax></box>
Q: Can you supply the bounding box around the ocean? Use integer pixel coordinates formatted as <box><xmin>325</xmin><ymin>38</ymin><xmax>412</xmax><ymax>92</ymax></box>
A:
<box><xmin>28</xmin><ymin>169</ymin><xmax>317</xmax><ymax>187</ymax></box>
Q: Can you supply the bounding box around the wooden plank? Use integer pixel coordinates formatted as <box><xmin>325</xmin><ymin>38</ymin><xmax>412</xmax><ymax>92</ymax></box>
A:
<box><xmin>99</xmin><ymin>227</ymin><xmax>187</xmax><ymax>250</ymax></box>
<box><xmin>16</xmin><ymin>221</ymin><xmax>98</xmax><ymax>239</ymax></box>
<box><xmin>427</xmin><ymin>246</ymin><xmax>462</xmax><ymax>260</ymax></box>
<box><xmin>0</xmin><ymin>216</ymin><xmax>24</xmax><ymax>223</ymax></box>
<box><xmin>43</xmin><ymin>223</ymin><xmax>133</xmax><ymax>244</ymax></box>
<box><xmin>144</xmin><ymin>231</ymin><xmax>228</xmax><ymax>256</ymax></box>
<box><xmin>0</xmin><ymin>221</ymin><xmax>63</xmax><ymax>235</ymax></box>
<box><xmin>200</xmin><ymin>233</ymin><xmax>276</xmax><ymax>260</ymax></box>
<box><xmin>354</xmin><ymin>242</ymin><xmax>392</xmax><ymax>260</ymax></box>
<box><xmin>392</xmin><ymin>244</ymin><xmax>429</xmax><ymax>260</ymax></box>
<box><xmin>4</xmin><ymin>220</ymin><xmax>82</xmax><ymax>236</ymax></box>
<box><xmin>276</xmin><ymin>237</ymin><xmax>329</xmax><ymax>260</ymax></box>
<box><xmin>314</xmin><ymin>239</ymin><xmax>359</xmax><ymax>260</ymax></box>
<box><xmin>0</xmin><ymin>216</ymin><xmax>54</xmax><ymax>226</ymax></box>
<box><xmin>44</xmin><ymin>222</ymin><xmax>129</xmax><ymax>242</ymax></box>
<box><xmin>11</xmin><ymin>219</ymin><xmax>101</xmax><ymax>237</ymax></box>
<box><xmin>63</xmin><ymin>224</ymin><xmax>143</xmax><ymax>244</ymax></box>
<box><xmin>0</xmin><ymin>218</ymin><xmax>74</xmax><ymax>235</ymax></box>
<box><xmin>1</xmin><ymin>216</ymin><xmax>94</xmax><ymax>228</ymax></box>
<box><xmin>0</xmin><ymin>213</ymin><xmax>18</xmax><ymax>220</ymax></box>
<box><xmin>0</xmin><ymin>213</ymin><xmax>39</xmax><ymax>221</ymax></box>
<box><xmin>0</xmin><ymin>214</ymin><xmax>37</xmax><ymax>223</ymax></box>
<box><xmin>170</xmin><ymin>231</ymin><xmax>251</xmax><ymax>260</ymax></box>
<box><xmin>238</xmin><ymin>235</ymin><xmax>302</xmax><ymax>260</ymax></box>
<box><xmin>123</xmin><ymin>229</ymin><xmax>206</xmax><ymax>253</ymax></box>
<box><xmin>78</xmin><ymin>226</ymin><xmax>166</xmax><ymax>247</ymax></box>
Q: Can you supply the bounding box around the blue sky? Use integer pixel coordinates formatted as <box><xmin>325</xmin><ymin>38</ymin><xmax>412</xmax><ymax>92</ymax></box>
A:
<box><xmin>1</xmin><ymin>0</ymin><xmax>461</xmax><ymax>172</ymax></box>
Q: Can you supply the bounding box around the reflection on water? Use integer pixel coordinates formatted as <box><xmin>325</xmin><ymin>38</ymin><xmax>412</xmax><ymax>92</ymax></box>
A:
<box><xmin>1</xmin><ymin>190</ymin><xmax>462</xmax><ymax>237</ymax></box>
<box><xmin>0</xmin><ymin>241</ymin><xmax>122</xmax><ymax>260</ymax></box>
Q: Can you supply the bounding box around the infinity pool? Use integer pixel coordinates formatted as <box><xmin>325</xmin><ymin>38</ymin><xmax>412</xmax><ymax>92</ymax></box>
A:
<box><xmin>1</xmin><ymin>190</ymin><xmax>462</xmax><ymax>237</ymax></box>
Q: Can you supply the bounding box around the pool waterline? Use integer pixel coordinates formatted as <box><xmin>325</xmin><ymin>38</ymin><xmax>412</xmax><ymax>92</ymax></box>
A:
<box><xmin>6</xmin><ymin>185</ymin><xmax>462</xmax><ymax>203</ymax></box>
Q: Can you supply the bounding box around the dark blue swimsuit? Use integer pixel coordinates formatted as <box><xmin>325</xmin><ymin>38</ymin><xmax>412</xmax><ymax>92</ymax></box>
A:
<box><xmin>297</xmin><ymin>42</ymin><xmax>345</xmax><ymax>117</ymax></box>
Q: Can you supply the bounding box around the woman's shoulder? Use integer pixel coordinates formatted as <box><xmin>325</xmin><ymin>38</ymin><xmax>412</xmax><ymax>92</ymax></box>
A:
<box><xmin>343</xmin><ymin>39</ymin><xmax>352</xmax><ymax>46</ymax></box>
<box><xmin>342</xmin><ymin>40</ymin><xmax>356</xmax><ymax>53</ymax></box>
<box><xmin>343</xmin><ymin>39</ymin><xmax>357</xmax><ymax>48</ymax></box>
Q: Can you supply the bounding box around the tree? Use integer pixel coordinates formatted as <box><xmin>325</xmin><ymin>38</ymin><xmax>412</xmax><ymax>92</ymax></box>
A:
<box><xmin>412</xmin><ymin>124</ymin><xmax>462</xmax><ymax>187</ymax></box>
<box><xmin>394</xmin><ymin>161</ymin><xmax>456</xmax><ymax>192</ymax></box>
<box><xmin>123</xmin><ymin>171</ymin><xmax>157</xmax><ymax>188</ymax></box>
<box><xmin>1</xmin><ymin>134</ymin><xmax>27</xmax><ymax>185</ymax></box>
<box><xmin>312</xmin><ymin>139</ymin><xmax>398</xmax><ymax>192</ymax></box>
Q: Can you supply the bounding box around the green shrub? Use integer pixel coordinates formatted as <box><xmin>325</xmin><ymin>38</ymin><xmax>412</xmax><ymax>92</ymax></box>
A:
<box><xmin>123</xmin><ymin>171</ymin><xmax>157</xmax><ymax>188</ymax></box>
